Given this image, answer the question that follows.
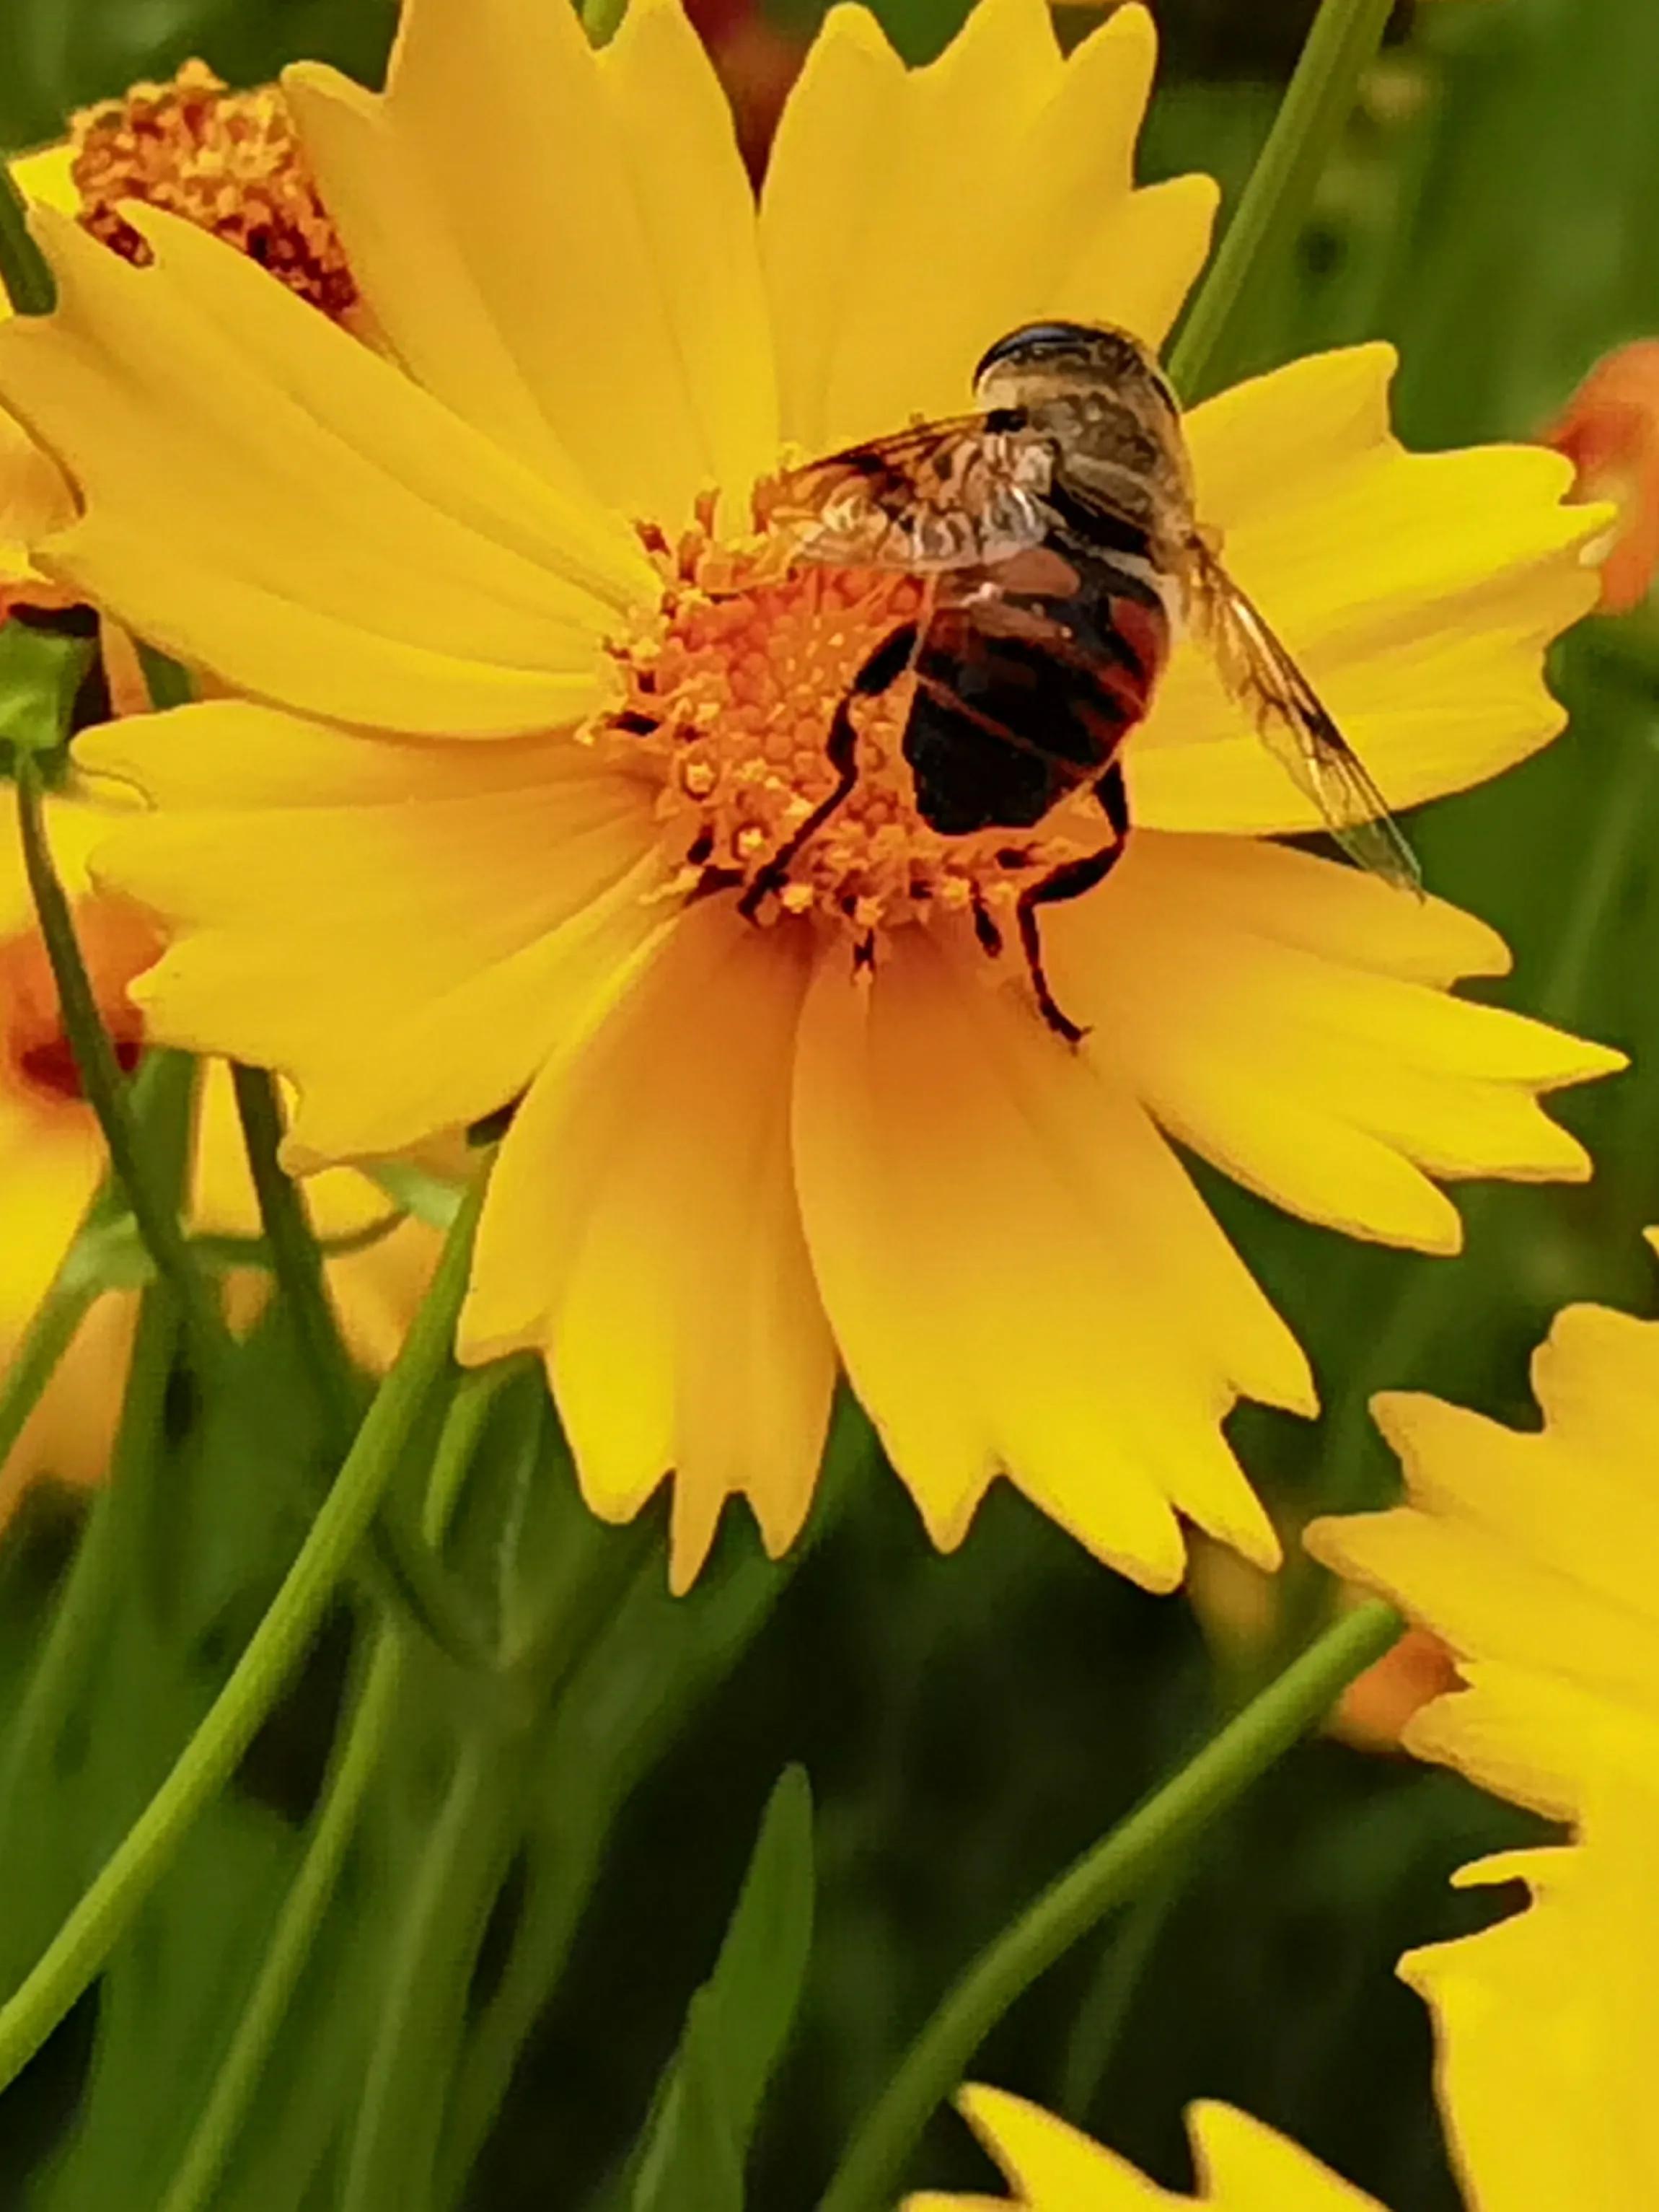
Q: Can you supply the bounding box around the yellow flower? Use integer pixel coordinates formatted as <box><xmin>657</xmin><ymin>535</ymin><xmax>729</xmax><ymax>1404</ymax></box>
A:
<box><xmin>902</xmin><ymin>1786</ymin><xmax>1659</xmax><ymax>2212</ymax></box>
<box><xmin>1303</xmin><ymin>1260</ymin><xmax>1659</xmax><ymax>2203</ymax></box>
<box><xmin>0</xmin><ymin>64</ymin><xmax>358</xmax><ymax>613</ymax></box>
<box><xmin>902</xmin><ymin>2084</ymin><xmax>1386</xmax><ymax>2209</ymax></box>
<box><xmin>1399</xmin><ymin>1794</ymin><xmax>1659</xmax><ymax>2212</ymax></box>
<box><xmin>1307</xmin><ymin>1269</ymin><xmax>1659</xmax><ymax>1820</ymax></box>
<box><xmin>0</xmin><ymin>0</ymin><xmax>1620</xmax><ymax>1592</ymax></box>
<box><xmin>0</xmin><ymin>789</ymin><xmax>441</xmax><ymax>1528</ymax></box>
<box><xmin>914</xmin><ymin>1259</ymin><xmax>1659</xmax><ymax>2212</ymax></box>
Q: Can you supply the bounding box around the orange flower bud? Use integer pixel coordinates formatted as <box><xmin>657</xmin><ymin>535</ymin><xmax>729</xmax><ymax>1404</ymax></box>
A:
<box><xmin>1542</xmin><ymin>340</ymin><xmax>1659</xmax><ymax>615</ymax></box>
<box><xmin>1330</xmin><ymin>1623</ymin><xmax>1462</xmax><ymax>1754</ymax></box>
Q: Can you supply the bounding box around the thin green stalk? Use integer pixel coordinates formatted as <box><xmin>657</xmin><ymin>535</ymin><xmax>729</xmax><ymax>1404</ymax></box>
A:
<box><xmin>1058</xmin><ymin>1858</ymin><xmax>1187</xmax><ymax>2120</ymax></box>
<box><xmin>154</xmin><ymin>1626</ymin><xmax>404</xmax><ymax>2212</ymax></box>
<box><xmin>0</xmin><ymin>1177</ymin><xmax>486</xmax><ymax>2093</ymax></box>
<box><xmin>815</xmin><ymin>1602</ymin><xmax>1404</xmax><ymax>2212</ymax></box>
<box><xmin>229</xmin><ymin>1063</ymin><xmax>360</xmax><ymax>1437</ymax></box>
<box><xmin>0</xmin><ymin>1287</ymin><xmax>181</xmax><ymax>1979</ymax></box>
<box><xmin>153</xmin><ymin>1359</ymin><xmax>523</xmax><ymax>2212</ymax></box>
<box><xmin>441</xmin><ymin>1431</ymin><xmax>871</xmax><ymax>2202</ymax></box>
<box><xmin>231</xmin><ymin>1062</ymin><xmax>498</xmax><ymax>1672</ymax></box>
<box><xmin>15</xmin><ymin>757</ymin><xmax>224</xmax><ymax>1367</ymax></box>
<box><xmin>0</xmin><ymin>1051</ymin><xmax>198</xmax><ymax>1886</ymax></box>
<box><xmin>340</xmin><ymin>1737</ymin><xmax>525</xmax><ymax>2212</ymax></box>
<box><xmin>1168</xmin><ymin>0</ymin><xmax>1395</xmax><ymax>403</ymax></box>
<box><xmin>0</xmin><ymin>163</ymin><xmax>54</xmax><ymax>315</ymax></box>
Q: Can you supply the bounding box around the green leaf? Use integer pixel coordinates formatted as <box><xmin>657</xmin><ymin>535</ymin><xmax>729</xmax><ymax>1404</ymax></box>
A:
<box><xmin>627</xmin><ymin>1765</ymin><xmax>815</xmax><ymax>2212</ymax></box>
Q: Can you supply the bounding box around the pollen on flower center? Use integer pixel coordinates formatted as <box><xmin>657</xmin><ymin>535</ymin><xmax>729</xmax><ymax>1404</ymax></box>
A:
<box><xmin>0</xmin><ymin>897</ymin><xmax>160</xmax><ymax>1112</ymax></box>
<box><xmin>69</xmin><ymin>60</ymin><xmax>358</xmax><ymax>322</ymax></box>
<box><xmin>602</xmin><ymin>512</ymin><xmax>1093</xmax><ymax>945</ymax></box>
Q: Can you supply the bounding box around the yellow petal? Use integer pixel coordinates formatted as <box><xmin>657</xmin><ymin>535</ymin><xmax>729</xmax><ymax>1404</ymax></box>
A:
<box><xmin>0</xmin><ymin>149</ymin><xmax>76</xmax><ymax>579</ymax></box>
<box><xmin>1</xmin><ymin>1289</ymin><xmax>138</xmax><ymax>1520</ymax></box>
<box><xmin>7</xmin><ymin>145</ymin><xmax>78</xmax><ymax>216</ymax></box>
<box><xmin>460</xmin><ymin>900</ymin><xmax>835</xmax><ymax>1594</ymax></box>
<box><xmin>1049</xmin><ymin>832</ymin><xmax>1622</xmax><ymax>1255</ymax></box>
<box><xmin>901</xmin><ymin>2085</ymin><xmax>1387</xmax><ymax>2209</ymax></box>
<box><xmin>291</xmin><ymin>0</ymin><xmax>773</xmax><ymax>527</ymax></box>
<box><xmin>84</xmin><ymin>702</ymin><xmax>668</xmax><ymax>1161</ymax></box>
<box><xmin>1401</xmin><ymin>1803</ymin><xmax>1659</xmax><ymax>2212</ymax></box>
<box><xmin>0</xmin><ymin>206</ymin><xmax>655</xmax><ymax>735</ymax></box>
<box><xmin>764</xmin><ymin>0</ymin><xmax>1213</xmax><ymax>453</ymax></box>
<box><xmin>1129</xmin><ymin>348</ymin><xmax>1604</xmax><ymax>833</ymax></box>
<box><xmin>793</xmin><ymin>923</ymin><xmax>1302</xmax><ymax>1590</ymax></box>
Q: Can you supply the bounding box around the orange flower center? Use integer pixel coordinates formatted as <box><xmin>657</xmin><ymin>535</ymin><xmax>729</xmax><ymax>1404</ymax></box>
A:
<box><xmin>69</xmin><ymin>60</ymin><xmax>357</xmax><ymax>323</ymax></box>
<box><xmin>0</xmin><ymin>896</ymin><xmax>160</xmax><ymax>1113</ymax></box>
<box><xmin>603</xmin><ymin>512</ymin><xmax>1093</xmax><ymax>944</ymax></box>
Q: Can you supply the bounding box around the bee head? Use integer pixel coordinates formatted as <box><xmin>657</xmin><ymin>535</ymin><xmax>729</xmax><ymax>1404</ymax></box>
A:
<box><xmin>973</xmin><ymin>321</ymin><xmax>1178</xmax><ymax>418</ymax></box>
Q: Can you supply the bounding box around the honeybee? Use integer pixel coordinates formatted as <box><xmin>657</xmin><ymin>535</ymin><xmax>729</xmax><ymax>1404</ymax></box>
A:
<box><xmin>749</xmin><ymin>319</ymin><xmax>1420</xmax><ymax>1041</ymax></box>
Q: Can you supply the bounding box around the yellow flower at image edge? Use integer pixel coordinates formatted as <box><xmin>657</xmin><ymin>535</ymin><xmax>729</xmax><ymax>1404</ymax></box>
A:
<box><xmin>903</xmin><ymin>2086</ymin><xmax>1386</xmax><ymax>2208</ymax></box>
<box><xmin>0</xmin><ymin>791</ymin><xmax>443</xmax><ymax>1524</ymax></box>
<box><xmin>0</xmin><ymin>0</ymin><xmax>1620</xmax><ymax>1591</ymax></box>
<box><xmin>897</xmin><ymin>1823</ymin><xmax>1659</xmax><ymax>2209</ymax></box>
<box><xmin>917</xmin><ymin>1259</ymin><xmax>1659</xmax><ymax>2212</ymax></box>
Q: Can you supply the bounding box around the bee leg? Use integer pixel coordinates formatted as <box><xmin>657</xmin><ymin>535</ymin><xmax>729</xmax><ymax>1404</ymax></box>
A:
<box><xmin>1016</xmin><ymin>768</ymin><xmax>1130</xmax><ymax>1043</ymax></box>
<box><xmin>1094</xmin><ymin>756</ymin><xmax>1130</xmax><ymax>843</ymax></box>
<box><xmin>739</xmin><ymin>623</ymin><xmax>918</xmax><ymax>922</ymax></box>
<box><xmin>969</xmin><ymin>886</ymin><xmax>1003</xmax><ymax>957</ymax></box>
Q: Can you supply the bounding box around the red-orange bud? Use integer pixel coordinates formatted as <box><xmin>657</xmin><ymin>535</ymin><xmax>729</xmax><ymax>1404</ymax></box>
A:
<box><xmin>1542</xmin><ymin>340</ymin><xmax>1659</xmax><ymax>615</ymax></box>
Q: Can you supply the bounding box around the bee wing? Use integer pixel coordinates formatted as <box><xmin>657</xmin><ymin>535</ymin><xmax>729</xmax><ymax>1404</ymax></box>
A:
<box><xmin>1187</xmin><ymin>540</ymin><xmax>1422</xmax><ymax>895</ymax></box>
<box><xmin>760</xmin><ymin>414</ymin><xmax>1055</xmax><ymax>572</ymax></box>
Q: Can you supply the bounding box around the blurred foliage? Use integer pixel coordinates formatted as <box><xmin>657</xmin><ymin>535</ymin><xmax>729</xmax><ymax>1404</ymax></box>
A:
<box><xmin>1</xmin><ymin>0</ymin><xmax>1658</xmax><ymax>2210</ymax></box>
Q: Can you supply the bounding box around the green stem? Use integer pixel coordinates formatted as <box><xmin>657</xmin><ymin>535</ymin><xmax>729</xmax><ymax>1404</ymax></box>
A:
<box><xmin>0</xmin><ymin>1051</ymin><xmax>197</xmax><ymax>1895</ymax></box>
<box><xmin>15</xmin><ymin>758</ymin><xmax>224</xmax><ymax>1367</ymax></box>
<box><xmin>1167</xmin><ymin>0</ymin><xmax>1395</xmax><ymax>403</ymax></box>
<box><xmin>229</xmin><ymin>1063</ymin><xmax>360</xmax><ymax>1439</ymax></box>
<box><xmin>340</xmin><ymin>1738</ymin><xmax>524</xmax><ymax>2212</ymax></box>
<box><xmin>154</xmin><ymin>1625</ymin><xmax>404</xmax><ymax>2212</ymax></box>
<box><xmin>152</xmin><ymin>1358</ymin><xmax>521</xmax><ymax>2212</ymax></box>
<box><xmin>0</xmin><ymin>1288</ymin><xmax>181</xmax><ymax>1979</ymax></box>
<box><xmin>1057</xmin><ymin>1856</ymin><xmax>1187</xmax><ymax>2120</ymax></box>
<box><xmin>231</xmin><ymin>1061</ymin><xmax>498</xmax><ymax>1673</ymax></box>
<box><xmin>0</xmin><ymin>1176</ymin><xmax>486</xmax><ymax>2094</ymax></box>
<box><xmin>814</xmin><ymin>1602</ymin><xmax>1404</xmax><ymax>2212</ymax></box>
<box><xmin>0</xmin><ymin>162</ymin><xmax>54</xmax><ymax>315</ymax></box>
<box><xmin>133</xmin><ymin>641</ymin><xmax>194</xmax><ymax>711</ymax></box>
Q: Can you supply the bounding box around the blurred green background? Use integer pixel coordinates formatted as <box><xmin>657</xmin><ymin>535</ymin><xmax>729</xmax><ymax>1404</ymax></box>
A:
<box><xmin>2</xmin><ymin>0</ymin><xmax>1658</xmax><ymax>2208</ymax></box>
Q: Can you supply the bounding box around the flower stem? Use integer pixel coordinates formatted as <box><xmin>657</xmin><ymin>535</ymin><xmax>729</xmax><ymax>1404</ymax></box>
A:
<box><xmin>14</xmin><ymin>757</ymin><xmax>224</xmax><ymax>1369</ymax></box>
<box><xmin>0</xmin><ymin>1176</ymin><xmax>486</xmax><ymax>2094</ymax></box>
<box><xmin>229</xmin><ymin>1064</ymin><xmax>359</xmax><ymax>1434</ymax></box>
<box><xmin>229</xmin><ymin>1066</ymin><xmax>499</xmax><ymax>1672</ymax></box>
<box><xmin>1168</xmin><ymin>0</ymin><xmax>1395</xmax><ymax>403</ymax></box>
<box><xmin>151</xmin><ymin>1359</ymin><xmax>527</xmax><ymax>2212</ymax></box>
<box><xmin>0</xmin><ymin>163</ymin><xmax>54</xmax><ymax>315</ymax></box>
<box><xmin>0</xmin><ymin>1051</ymin><xmax>198</xmax><ymax>1861</ymax></box>
<box><xmin>814</xmin><ymin>1600</ymin><xmax>1404</xmax><ymax>2212</ymax></box>
<box><xmin>154</xmin><ymin>1625</ymin><xmax>402</xmax><ymax>2212</ymax></box>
